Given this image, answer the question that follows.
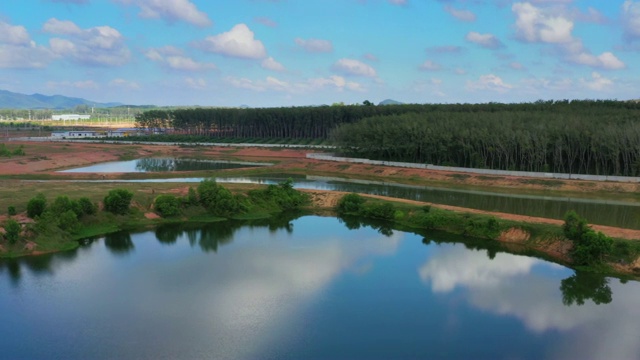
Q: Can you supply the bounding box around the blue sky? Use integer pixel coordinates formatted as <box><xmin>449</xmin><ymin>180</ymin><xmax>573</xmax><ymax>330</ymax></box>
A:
<box><xmin>0</xmin><ymin>0</ymin><xmax>638</xmax><ymax>107</ymax></box>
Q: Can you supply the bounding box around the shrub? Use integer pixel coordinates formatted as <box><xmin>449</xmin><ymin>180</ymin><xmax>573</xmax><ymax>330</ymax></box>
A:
<box><xmin>198</xmin><ymin>179</ymin><xmax>242</xmax><ymax>217</ymax></box>
<box><xmin>4</xmin><ymin>219</ymin><xmax>21</xmax><ymax>244</ymax></box>
<box><xmin>27</xmin><ymin>193</ymin><xmax>47</xmax><ymax>219</ymax></box>
<box><xmin>563</xmin><ymin>211</ymin><xmax>613</xmax><ymax>266</ymax></box>
<box><xmin>50</xmin><ymin>196</ymin><xmax>75</xmax><ymax>215</ymax></box>
<box><xmin>7</xmin><ymin>206</ymin><xmax>16</xmax><ymax>216</ymax></box>
<box><xmin>364</xmin><ymin>202</ymin><xmax>395</xmax><ymax>221</ymax></box>
<box><xmin>104</xmin><ymin>189</ymin><xmax>134</xmax><ymax>215</ymax></box>
<box><xmin>336</xmin><ymin>193</ymin><xmax>366</xmax><ymax>214</ymax></box>
<box><xmin>78</xmin><ymin>197</ymin><xmax>97</xmax><ymax>216</ymax></box>
<box><xmin>155</xmin><ymin>195</ymin><xmax>181</xmax><ymax>217</ymax></box>
<box><xmin>57</xmin><ymin>210</ymin><xmax>79</xmax><ymax>232</ymax></box>
<box><xmin>563</xmin><ymin>210</ymin><xmax>590</xmax><ymax>241</ymax></box>
<box><xmin>186</xmin><ymin>187</ymin><xmax>198</xmax><ymax>206</ymax></box>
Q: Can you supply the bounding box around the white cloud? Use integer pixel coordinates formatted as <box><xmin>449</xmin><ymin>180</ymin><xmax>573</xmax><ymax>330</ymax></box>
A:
<box><xmin>363</xmin><ymin>53</ymin><xmax>378</xmax><ymax>61</ymax></box>
<box><xmin>512</xmin><ymin>2</ymin><xmax>574</xmax><ymax>43</ymax></box>
<box><xmin>466</xmin><ymin>74</ymin><xmax>513</xmax><ymax>92</ymax></box>
<box><xmin>185</xmin><ymin>77</ymin><xmax>207</xmax><ymax>90</ymax></box>
<box><xmin>332</xmin><ymin>58</ymin><xmax>377</xmax><ymax>77</ymax></box>
<box><xmin>261</xmin><ymin>57</ymin><xmax>286</xmax><ymax>72</ymax></box>
<box><xmin>444</xmin><ymin>5</ymin><xmax>476</xmax><ymax>22</ymax></box>
<box><xmin>512</xmin><ymin>2</ymin><xmax>625</xmax><ymax>70</ymax></box>
<box><xmin>309</xmin><ymin>75</ymin><xmax>364</xmax><ymax>92</ymax></box>
<box><xmin>623</xmin><ymin>1</ymin><xmax>640</xmax><ymax>40</ymax></box>
<box><xmin>294</xmin><ymin>38</ymin><xmax>333</xmax><ymax>53</ymax></box>
<box><xmin>255</xmin><ymin>16</ymin><xmax>277</xmax><ymax>28</ymax></box>
<box><xmin>45</xmin><ymin>19</ymin><xmax>131</xmax><ymax>66</ymax></box>
<box><xmin>46</xmin><ymin>80</ymin><xmax>99</xmax><ymax>90</ymax></box>
<box><xmin>113</xmin><ymin>0</ymin><xmax>212</xmax><ymax>27</ymax></box>
<box><xmin>109</xmin><ymin>78</ymin><xmax>141</xmax><ymax>89</ymax></box>
<box><xmin>465</xmin><ymin>31</ymin><xmax>504</xmax><ymax>49</ymax></box>
<box><xmin>388</xmin><ymin>0</ymin><xmax>407</xmax><ymax>5</ymax></box>
<box><xmin>0</xmin><ymin>21</ymin><xmax>32</xmax><ymax>45</ymax></box>
<box><xmin>196</xmin><ymin>24</ymin><xmax>267</xmax><ymax>59</ymax></box>
<box><xmin>419</xmin><ymin>60</ymin><xmax>442</xmax><ymax>71</ymax></box>
<box><xmin>581</xmin><ymin>72</ymin><xmax>613</xmax><ymax>91</ymax></box>
<box><xmin>145</xmin><ymin>46</ymin><xmax>216</xmax><ymax>71</ymax></box>
<box><xmin>509</xmin><ymin>61</ymin><xmax>526</xmax><ymax>70</ymax></box>
<box><xmin>0</xmin><ymin>21</ymin><xmax>54</xmax><ymax>69</ymax></box>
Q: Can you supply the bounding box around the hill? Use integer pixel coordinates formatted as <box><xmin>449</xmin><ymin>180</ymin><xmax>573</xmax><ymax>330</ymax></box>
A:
<box><xmin>378</xmin><ymin>99</ymin><xmax>404</xmax><ymax>106</ymax></box>
<box><xmin>0</xmin><ymin>90</ymin><xmax>122</xmax><ymax>109</ymax></box>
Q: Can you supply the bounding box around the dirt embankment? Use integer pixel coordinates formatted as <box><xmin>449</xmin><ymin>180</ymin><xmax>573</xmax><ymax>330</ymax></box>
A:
<box><xmin>2</xmin><ymin>140</ymin><xmax>640</xmax><ymax>274</ymax></box>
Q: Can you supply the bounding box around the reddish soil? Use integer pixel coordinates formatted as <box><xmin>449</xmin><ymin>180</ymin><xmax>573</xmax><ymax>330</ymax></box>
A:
<box><xmin>2</xmin><ymin>140</ymin><xmax>640</xmax><ymax>243</ymax></box>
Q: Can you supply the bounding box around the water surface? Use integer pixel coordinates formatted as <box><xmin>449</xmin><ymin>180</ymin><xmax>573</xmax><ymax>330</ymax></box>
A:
<box><xmin>0</xmin><ymin>216</ymin><xmax>637</xmax><ymax>359</ymax></box>
<box><xmin>59</xmin><ymin>158</ymin><xmax>270</xmax><ymax>173</ymax></box>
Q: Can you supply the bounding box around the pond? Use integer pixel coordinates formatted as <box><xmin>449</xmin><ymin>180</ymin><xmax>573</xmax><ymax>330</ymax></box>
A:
<box><xmin>59</xmin><ymin>158</ymin><xmax>271</xmax><ymax>173</ymax></box>
<box><xmin>0</xmin><ymin>215</ymin><xmax>637</xmax><ymax>359</ymax></box>
<box><xmin>75</xmin><ymin>173</ymin><xmax>640</xmax><ymax>229</ymax></box>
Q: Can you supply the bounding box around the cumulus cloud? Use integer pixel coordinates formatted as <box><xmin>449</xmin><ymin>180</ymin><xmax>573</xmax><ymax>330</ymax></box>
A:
<box><xmin>465</xmin><ymin>31</ymin><xmax>504</xmax><ymax>49</ymax></box>
<box><xmin>444</xmin><ymin>5</ymin><xmax>476</xmax><ymax>22</ymax></box>
<box><xmin>196</xmin><ymin>24</ymin><xmax>267</xmax><ymax>59</ymax></box>
<box><xmin>145</xmin><ymin>46</ymin><xmax>216</xmax><ymax>71</ymax></box>
<box><xmin>466</xmin><ymin>74</ymin><xmax>513</xmax><ymax>92</ymax></box>
<box><xmin>512</xmin><ymin>2</ymin><xmax>625</xmax><ymax>70</ymax></box>
<box><xmin>254</xmin><ymin>16</ymin><xmax>277</xmax><ymax>28</ymax></box>
<box><xmin>332</xmin><ymin>58</ymin><xmax>376</xmax><ymax>77</ymax></box>
<box><xmin>419</xmin><ymin>60</ymin><xmax>443</xmax><ymax>71</ymax></box>
<box><xmin>623</xmin><ymin>1</ymin><xmax>640</xmax><ymax>40</ymax></box>
<box><xmin>109</xmin><ymin>78</ymin><xmax>141</xmax><ymax>89</ymax></box>
<box><xmin>513</xmin><ymin>2</ymin><xmax>574</xmax><ymax>43</ymax></box>
<box><xmin>46</xmin><ymin>80</ymin><xmax>99</xmax><ymax>90</ymax></box>
<box><xmin>425</xmin><ymin>45</ymin><xmax>465</xmax><ymax>54</ymax></box>
<box><xmin>185</xmin><ymin>77</ymin><xmax>207</xmax><ymax>90</ymax></box>
<box><xmin>0</xmin><ymin>21</ymin><xmax>54</xmax><ymax>68</ymax></box>
<box><xmin>44</xmin><ymin>18</ymin><xmax>131</xmax><ymax>66</ymax></box>
<box><xmin>225</xmin><ymin>76</ymin><xmax>295</xmax><ymax>92</ymax></box>
<box><xmin>113</xmin><ymin>0</ymin><xmax>211</xmax><ymax>27</ymax></box>
<box><xmin>261</xmin><ymin>57</ymin><xmax>286</xmax><ymax>72</ymax></box>
<box><xmin>294</xmin><ymin>38</ymin><xmax>333</xmax><ymax>53</ymax></box>
<box><xmin>581</xmin><ymin>72</ymin><xmax>613</xmax><ymax>91</ymax></box>
<box><xmin>308</xmin><ymin>75</ymin><xmax>364</xmax><ymax>91</ymax></box>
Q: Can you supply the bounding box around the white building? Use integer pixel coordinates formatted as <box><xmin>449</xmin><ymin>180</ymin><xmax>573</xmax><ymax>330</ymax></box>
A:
<box><xmin>52</xmin><ymin>114</ymin><xmax>91</xmax><ymax>121</ymax></box>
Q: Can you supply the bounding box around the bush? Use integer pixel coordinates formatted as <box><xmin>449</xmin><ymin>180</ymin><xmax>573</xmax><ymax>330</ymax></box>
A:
<box><xmin>155</xmin><ymin>195</ymin><xmax>181</xmax><ymax>217</ymax></box>
<box><xmin>27</xmin><ymin>193</ymin><xmax>47</xmax><ymax>218</ymax></box>
<box><xmin>364</xmin><ymin>202</ymin><xmax>396</xmax><ymax>221</ymax></box>
<box><xmin>104</xmin><ymin>189</ymin><xmax>134</xmax><ymax>215</ymax></box>
<box><xmin>78</xmin><ymin>197</ymin><xmax>97</xmax><ymax>216</ymax></box>
<box><xmin>198</xmin><ymin>179</ymin><xmax>242</xmax><ymax>217</ymax></box>
<box><xmin>563</xmin><ymin>211</ymin><xmax>613</xmax><ymax>266</ymax></box>
<box><xmin>186</xmin><ymin>187</ymin><xmax>198</xmax><ymax>206</ymax></box>
<box><xmin>7</xmin><ymin>206</ymin><xmax>16</xmax><ymax>216</ymax></box>
<box><xmin>336</xmin><ymin>193</ymin><xmax>366</xmax><ymax>214</ymax></box>
<box><xmin>57</xmin><ymin>210</ymin><xmax>79</xmax><ymax>232</ymax></box>
<box><xmin>4</xmin><ymin>219</ymin><xmax>21</xmax><ymax>244</ymax></box>
<box><xmin>50</xmin><ymin>196</ymin><xmax>76</xmax><ymax>215</ymax></box>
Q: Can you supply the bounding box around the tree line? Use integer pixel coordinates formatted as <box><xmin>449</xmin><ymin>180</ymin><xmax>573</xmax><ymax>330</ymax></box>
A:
<box><xmin>133</xmin><ymin>100</ymin><xmax>640</xmax><ymax>176</ymax></box>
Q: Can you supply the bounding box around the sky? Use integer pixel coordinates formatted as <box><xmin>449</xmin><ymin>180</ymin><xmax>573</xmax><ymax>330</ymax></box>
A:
<box><xmin>0</xmin><ymin>0</ymin><xmax>639</xmax><ymax>107</ymax></box>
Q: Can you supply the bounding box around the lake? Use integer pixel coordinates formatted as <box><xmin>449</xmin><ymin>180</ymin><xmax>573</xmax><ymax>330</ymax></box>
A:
<box><xmin>1</xmin><ymin>215</ymin><xmax>637</xmax><ymax>359</ymax></box>
<box><xmin>59</xmin><ymin>158</ymin><xmax>271</xmax><ymax>173</ymax></box>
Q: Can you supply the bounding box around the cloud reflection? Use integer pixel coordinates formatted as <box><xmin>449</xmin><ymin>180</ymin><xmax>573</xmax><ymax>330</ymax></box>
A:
<box><xmin>418</xmin><ymin>244</ymin><xmax>640</xmax><ymax>360</ymax></box>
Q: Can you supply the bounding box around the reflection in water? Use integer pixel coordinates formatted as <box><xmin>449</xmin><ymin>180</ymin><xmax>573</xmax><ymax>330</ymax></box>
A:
<box><xmin>104</xmin><ymin>231</ymin><xmax>135</xmax><ymax>255</ymax></box>
<box><xmin>1</xmin><ymin>215</ymin><xmax>639</xmax><ymax>359</ymax></box>
<box><xmin>60</xmin><ymin>158</ymin><xmax>269</xmax><ymax>173</ymax></box>
<box><xmin>560</xmin><ymin>271</ymin><xmax>613</xmax><ymax>306</ymax></box>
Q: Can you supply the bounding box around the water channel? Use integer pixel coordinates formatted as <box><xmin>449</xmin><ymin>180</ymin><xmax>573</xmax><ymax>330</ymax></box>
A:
<box><xmin>1</xmin><ymin>215</ymin><xmax>637</xmax><ymax>359</ymax></box>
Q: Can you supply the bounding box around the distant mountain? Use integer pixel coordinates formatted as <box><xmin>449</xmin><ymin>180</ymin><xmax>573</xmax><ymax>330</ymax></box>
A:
<box><xmin>378</xmin><ymin>99</ymin><xmax>404</xmax><ymax>106</ymax></box>
<box><xmin>0</xmin><ymin>89</ymin><xmax>123</xmax><ymax>109</ymax></box>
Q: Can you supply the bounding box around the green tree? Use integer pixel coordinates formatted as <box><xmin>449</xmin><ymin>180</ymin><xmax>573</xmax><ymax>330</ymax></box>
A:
<box><xmin>563</xmin><ymin>210</ymin><xmax>590</xmax><ymax>241</ymax></box>
<box><xmin>4</xmin><ymin>219</ymin><xmax>21</xmax><ymax>244</ymax></box>
<box><xmin>197</xmin><ymin>179</ymin><xmax>241</xmax><ymax>217</ymax></box>
<box><xmin>78</xmin><ymin>197</ymin><xmax>97</xmax><ymax>215</ymax></box>
<box><xmin>336</xmin><ymin>193</ymin><xmax>366</xmax><ymax>214</ymax></box>
<box><xmin>27</xmin><ymin>193</ymin><xmax>47</xmax><ymax>219</ymax></box>
<box><xmin>186</xmin><ymin>187</ymin><xmax>198</xmax><ymax>206</ymax></box>
<box><xmin>154</xmin><ymin>195</ymin><xmax>181</xmax><ymax>217</ymax></box>
<box><xmin>57</xmin><ymin>210</ymin><xmax>79</xmax><ymax>232</ymax></box>
<box><xmin>7</xmin><ymin>206</ymin><xmax>16</xmax><ymax>216</ymax></box>
<box><xmin>560</xmin><ymin>271</ymin><xmax>612</xmax><ymax>306</ymax></box>
<box><xmin>104</xmin><ymin>189</ymin><xmax>134</xmax><ymax>215</ymax></box>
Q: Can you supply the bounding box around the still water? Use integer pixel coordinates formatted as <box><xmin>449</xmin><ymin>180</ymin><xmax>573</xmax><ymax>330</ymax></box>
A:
<box><xmin>1</xmin><ymin>216</ymin><xmax>637</xmax><ymax>359</ymax></box>
<box><xmin>59</xmin><ymin>158</ymin><xmax>270</xmax><ymax>173</ymax></box>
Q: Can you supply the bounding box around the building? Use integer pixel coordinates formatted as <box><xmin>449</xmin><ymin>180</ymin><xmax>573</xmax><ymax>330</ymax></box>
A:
<box><xmin>52</xmin><ymin>114</ymin><xmax>91</xmax><ymax>121</ymax></box>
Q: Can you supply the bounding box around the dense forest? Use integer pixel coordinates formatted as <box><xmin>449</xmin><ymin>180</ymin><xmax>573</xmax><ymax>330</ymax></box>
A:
<box><xmin>134</xmin><ymin>100</ymin><xmax>640</xmax><ymax>176</ymax></box>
